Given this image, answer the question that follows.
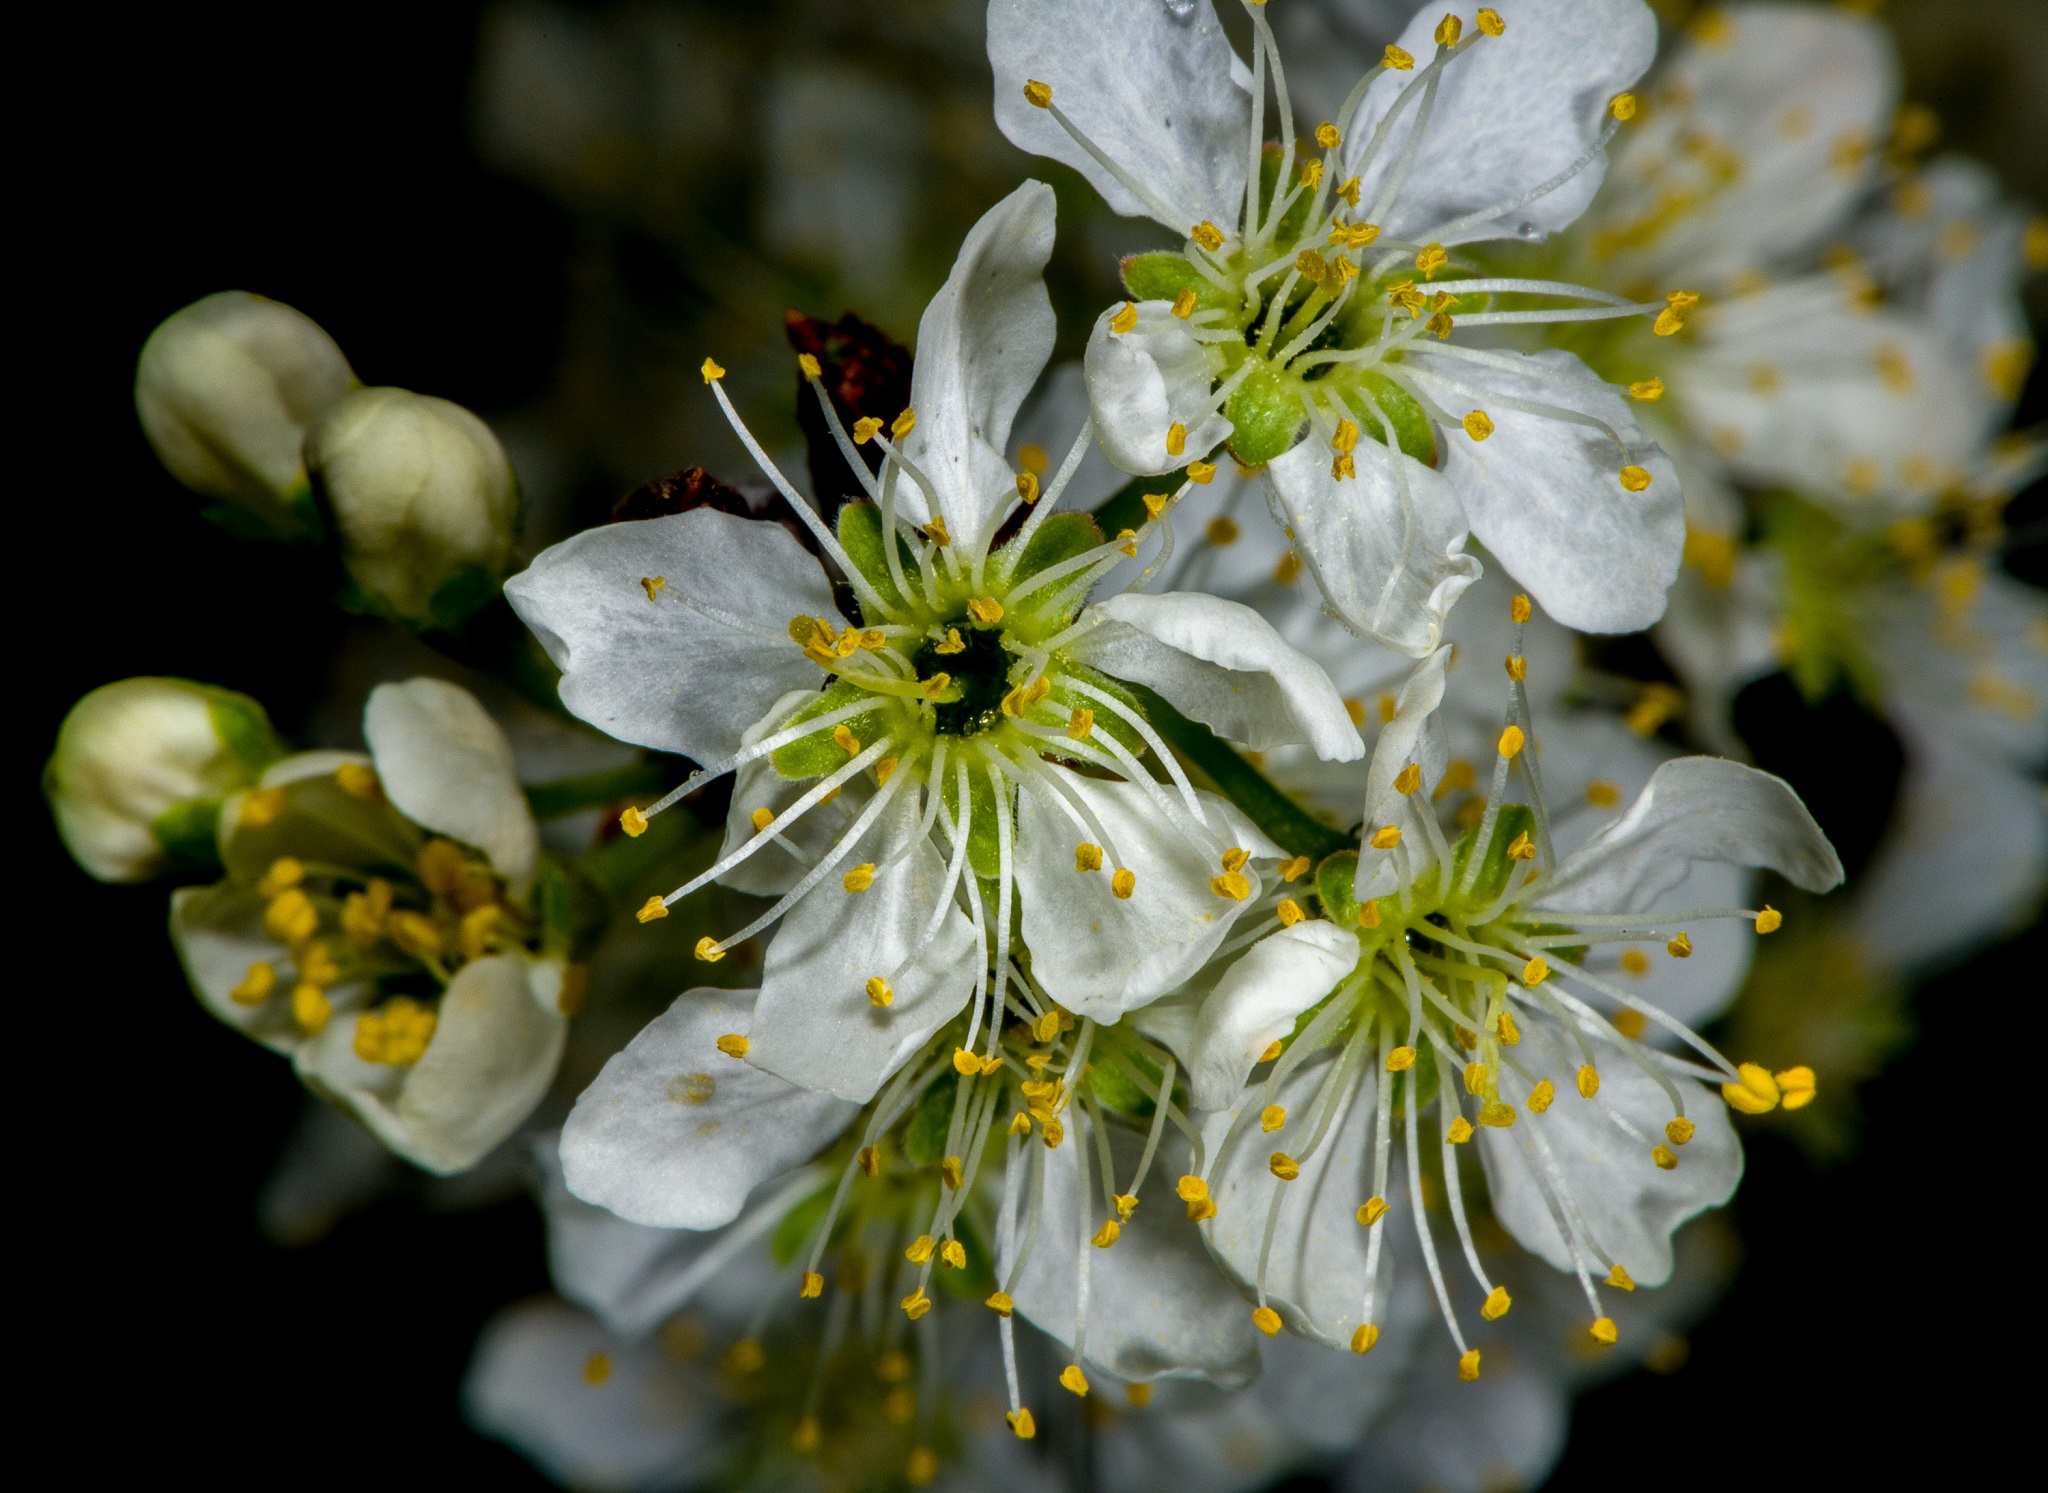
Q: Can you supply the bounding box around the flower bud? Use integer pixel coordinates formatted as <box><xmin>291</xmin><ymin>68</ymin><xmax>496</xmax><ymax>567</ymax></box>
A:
<box><xmin>134</xmin><ymin>292</ymin><xmax>355</xmax><ymax>538</ymax></box>
<box><xmin>307</xmin><ymin>387</ymin><xmax>520</xmax><ymax>628</ymax></box>
<box><xmin>45</xmin><ymin>678</ymin><xmax>283</xmax><ymax>881</ymax></box>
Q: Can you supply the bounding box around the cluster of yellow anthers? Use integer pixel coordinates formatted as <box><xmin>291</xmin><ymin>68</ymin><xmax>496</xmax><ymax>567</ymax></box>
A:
<box><xmin>225</xmin><ymin>765</ymin><xmax>545</xmax><ymax>1061</ymax></box>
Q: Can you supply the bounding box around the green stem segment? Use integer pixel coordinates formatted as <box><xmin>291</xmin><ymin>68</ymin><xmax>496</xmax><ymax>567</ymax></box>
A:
<box><xmin>1127</xmin><ymin>685</ymin><xmax>1354</xmax><ymax>860</ymax></box>
<box><xmin>524</xmin><ymin>760</ymin><xmax>672</xmax><ymax>820</ymax></box>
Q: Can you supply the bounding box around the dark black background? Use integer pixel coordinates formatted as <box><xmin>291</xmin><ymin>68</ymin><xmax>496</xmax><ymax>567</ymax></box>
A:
<box><xmin>24</xmin><ymin>6</ymin><xmax>2036</xmax><ymax>1487</ymax></box>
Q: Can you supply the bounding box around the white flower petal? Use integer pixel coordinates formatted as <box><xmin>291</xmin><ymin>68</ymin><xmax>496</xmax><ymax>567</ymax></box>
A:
<box><xmin>1848</xmin><ymin>727</ymin><xmax>2048</xmax><ymax>975</ymax></box>
<box><xmin>1076</xmin><ymin>591</ymin><xmax>1364</xmax><ymax>760</ymax></box>
<box><xmin>505</xmin><ymin>508</ymin><xmax>837</xmax><ymax>762</ymax></box>
<box><xmin>1341</xmin><ymin>1347</ymin><xmax>1567</xmax><ymax>1493</ymax></box>
<box><xmin>988</xmin><ymin>0</ymin><xmax>1250</xmax><ymax>231</ymax></box>
<box><xmin>1479</xmin><ymin>1024</ymin><xmax>1740</xmax><ymax>1286</ymax></box>
<box><xmin>1084</xmin><ymin>302</ymin><xmax>1233</xmax><ymax>476</ymax></box>
<box><xmin>1596</xmin><ymin>3</ymin><xmax>1897</xmax><ymax>283</ymax></box>
<box><xmin>900</xmin><ymin>181</ymin><xmax>1059</xmax><ymax>543</ymax></box>
<box><xmin>1010</xmin><ymin>1126</ymin><xmax>1260</xmax><ymax>1387</ymax></box>
<box><xmin>364</xmin><ymin>677</ymin><xmax>539</xmax><ymax>890</ymax></box>
<box><xmin>463</xmin><ymin>1298</ymin><xmax>725</xmax><ymax>1489</ymax></box>
<box><xmin>1187</xmin><ymin>921</ymin><xmax>1360</xmax><ymax>1111</ymax></box>
<box><xmin>1879</xmin><ymin>566</ymin><xmax>2048</xmax><ymax>770</ymax></box>
<box><xmin>1403</xmin><ymin>347</ymin><xmax>1683</xmax><ymax>634</ymax></box>
<box><xmin>1536</xmin><ymin>757</ymin><xmax>1843</xmax><ymax>915</ymax></box>
<box><xmin>298</xmin><ymin>954</ymin><xmax>567</xmax><ymax>1175</ymax></box>
<box><xmin>170</xmin><ymin>881</ymin><xmax>369</xmax><ymax>1055</ymax></box>
<box><xmin>1016</xmin><ymin>776</ymin><xmax>1279</xmax><ymax>1023</ymax></box>
<box><xmin>1344</xmin><ymin>0</ymin><xmax>1657</xmax><ymax>245</ymax></box>
<box><xmin>560</xmin><ymin>987</ymin><xmax>857</xmax><ymax>1231</ymax></box>
<box><xmin>716</xmin><ymin>692</ymin><xmax>865</xmax><ymax>898</ymax></box>
<box><xmin>1267</xmin><ymin>433</ymin><xmax>1479</xmax><ymax>659</ymax></box>
<box><xmin>748</xmin><ymin>793</ymin><xmax>977</xmax><ymax>1103</ymax></box>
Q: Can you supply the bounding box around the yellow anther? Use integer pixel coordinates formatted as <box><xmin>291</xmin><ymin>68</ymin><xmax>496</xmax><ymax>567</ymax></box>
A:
<box><xmin>1066</xmin><ymin>841</ymin><xmax>1103</xmax><ymax>876</ymax></box>
<box><xmin>607</xmin><ymin>802</ymin><xmax>650</xmax><ymax>840</ymax></box>
<box><xmin>1091</xmin><ymin>1220</ymin><xmax>1120</xmax><ymax>1249</ymax></box>
<box><xmin>1477</xmin><ymin>7</ymin><xmax>1505</xmax><ymax>36</ymax></box>
<box><xmin>1273</xmin><ymin>551</ymin><xmax>1303</xmax><ymax>584</ymax></box>
<box><xmin>1521</xmin><ymin>957</ymin><xmax>1549</xmax><ymax>987</ymax></box>
<box><xmin>800</xmin><ymin>1270</ymin><xmax>824</xmax><ymax>1299</ymax></box>
<box><xmin>1218</xmin><ymin>846</ymin><xmax>1250</xmax><ymax>874</ymax></box>
<box><xmin>725</xmin><ymin>1339</ymin><xmax>765</xmax><ymax>1375</ymax></box>
<box><xmin>1755</xmin><ymin>905</ymin><xmax>1783</xmax><ymax>933</ymax></box>
<box><xmin>332</xmin><ymin>762</ymin><xmax>382</xmax><ymax>803</ymax></box>
<box><xmin>388</xmin><ymin>909</ymin><xmax>442</xmax><ymax>961</ymax></box>
<box><xmin>1528</xmin><ymin>1078</ymin><xmax>1555</xmax><ymax>1113</ymax></box>
<box><xmin>1186</xmin><ymin>1195</ymin><xmax>1217</xmax><ymax>1221</ymax></box>
<box><xmin>1170</xmin><ymin>286</ymin><xmax>1198</xmax><ymax>320</ymax></box>
<box><xmin>940</xmin><ymin>1238</ymin><xmax>967</xmax><ymax>1269</ymax></box>
<box><xmin>1259</xmin><ymin>1104</ymin><xmax>1287</xmax><ymax>1134</ymax></box>
<box><xmin>1005</xmin><ymin>470</ymin><xmax>1040</xmax><ymax>512</ymax></box>
<box><xmin>1314</xmin><ymin>120</ymin><xmax>1341</xmax><ymax>150</ymax></box>
<box><xmin>905</xmin><ymin>1235</ymin><xmax>935</xmax><ymax>1265</ymax></box>
<box><xmin>874</xmin><ymin>758</ymin><xmax>900</xmax><ymax>789</ymax></box>
<box><xmin>951</xmin><ymin>1047</ymin><xmax>982</xmax><ymax>1077</ymax></box>
<box><xmin>831</xmin><ymin>725</ymin><xmax>861</xmax><ymax>758</ymax></box>
<box><xmin>1276</xmin><ymin>898</ymin><xmax>1305</xmax><ymax>927</ymax></box>
<box><xmin>1392</xmin><ymin>764</ymin><xmax>1422</xmax><ymax>797</ymax></box>
<box><xmin>1006</xmin><ymin>1408</ymin><xmax>1037</xmax><ymax>1439</ymax></box>
<box><xmin>583</xmin><ymin>1352</ymin><xmax>612</xmax><ymax>1386</ymax></box>
<box><xmin>1267</xmin><ymin>855</ymin><xmax>1306</xmax><ymax>886</ymax></box>
<box><xmin>1060</xmin><ymin>1365</ymin><xmax>1090</xmax><ymax>1397</ymax></box>
<box><xmin>1501</xmin><ymin>830</ymin><xmax>1535</xmax><ymax>863</ymax></box>
<box><xmin>1574</xmin><ymin>782</ymin><xmax>1620</xmax><ymax>814</ymax></box>
<box><xmin>890</xmin><ymin>408</ymin><xmax>916</xmax><ymax>440</ymax></box>
<box><xmin>967</xmin><ymin>596</ymin><xmax>1004</xmax><ymax>626</ymax></box>
<box><xmin>1620</xmin><ymin>949</ymin><xmax>1651</xmax><ymax>977</ymax></box>
<box><xmin>291</xmin><ymin>983</ymin><xmax>331</xmax><ymax>1034</ymax></box>
<box><xmin>1498</xmin><ymin>725</ymin><xmax>1526</xmax><ymax>759</ymax></box>
<box><xmin>258</xmin><ymin>857</ymin><xmax>306</xmax><ymax>900</ymax></box>
<box><xmin>901</xmin><ymin>1288</ymin><xmax>932</xmax><ymax>1321</ymax></box>
<box><xmin>1251</xmin><ymin>1306</ymin><xmax>1282</xmax><ymax>1337</ymax></box>
<box><xmin>1106</xmin><ymin>301</ymin><xmax>1140</xmax><ymax>338</ymax></box>
<box><xmin>923</xmin><ymin>516</ymin><xmax>951</xmax><ymax>546</ymax></box>
<box><xmin>987</xmin><ymin>1291</ymin><xmax>1015</xmax><ymax>1317</ymax></box>
<box><xmin>861</xmin><ymin>976</ymin><xmax>894</xmax><ymax>1009</ymax></box>
<box><xmin>852</xmin><ymin>416</ymin><xmax>883</xmax><ymax>444</ymax></box>
<box><xmin>1141</xmin><ymin>490</ymin><xmax>1170</xmax><ymax>523</ymax></box>
<box><xmin>1384</xmin><ymin>43</ymin><xmax>1414</xmax><ymax>69</ymax></box>
<box><xmin>1481</xmin><ymin>1286</ymin><xmax>1511</xmax><ymax>1320</ymax></box>
<box><xmin>1269</xmin><ymin>1152</ymin><xmax>1300</xmax><ymax>1181</ymax></box>
<box><xmin>1386</xmin><ymin>1046</ymin><xmax>1416</xmax><ymax>1073</ymax></box>
<box><xmin>1032</xmin><ymin>1011</ymin><xmax>1063</xmax><ymax>1043</ymax></box>
<box><xmin>1164</xmin><ymin>421</ymin><xmax>1188</xmax><ymax>460</ymax></box>
<box><xmin>1296</xmin><ymin>248</ymin><xmax>1332</xmax><ymax>286</ymax></box>
<box><xmin>1446</xmin><ymin>1117</ymin><xmax>1474</xmax><ymax>1144</ymax></box>
<box><xmin>1111</xmin><ymin>868</ymin><xmax>1136</xmax><ymax>899</ymax></box>
<box><xmin>1505</xmin><ymin>647</ymin><xmax>1532</xmax><ymax>682</ymax></box>
<box><xmin>1337</xmin><ymin>176</ymin><xmax>1361</xmax><ymax>207</ymax></box>
<box><xmin>1775</xmin><ymin>1065</ymin><xmax>1817</xmax><ymax>1109</ymax></box>
<box><xmin>842</xmin><ymin>863</ymin><xmax>875</xmax><ymax>893</ymax></box>
<box><xmin>1369</xmin><ymin>825</ymin><xmax>1402</xmax><ymax>850</ymax></box>
<box><xmin>855</xmin><ymin>1144</ymin><xmax>883</xmax><ymax>1177</ymax></box>
<box><xmin>230</xmin><ymin>961</ymin><xmax>278</xmax><ymax>1007</ymax></box>
<box><xmin>1415</xmin><ymin>243</ymin><xmax>1448</xmax><ymax>278</ymax></box>
<box><xmin>1434</xmin><ymin>13</ymin><xmax>1462</xmax><ymax>46</ymax></box>
<box><xmin>1177</xmin><ymin>1175</ymin><xmax>1209</xmax><ymax>1204</ymax></box>
<box><xmin>1210</xmin><ymin>870</ymin><xmax>1252</xmax><ymax>901</ymax></box>
<box><xmin>794</xmin><ymin>351</ymin><xmax>822</xmax><ymax>380</ymax></box>
<box><xmin>1628</xmin><ymin>377</ymin><xmax>1665</xmax><ymax>402</ymax></box>
<box><xmin>239</xmin><ymin>785</ymin><xmax>287</xmax><ymax>828</ymax></box>
<box><xmin>1494</xmin><ymin>1011</ymin><xmax>1520</xmax><ymax>1048</ymax></box>
<box><xmin>906</xmin><ymin>1447</ymin><xmax>939</xmax><ymax>1487</ymax></box>
<box><xmin>700</xmin><ymin>357</ymin><xmax>725</xmax><ymax>384</ymax></box>
<box><xmin>1190</xmin><ymin>221</ymin><xmax>1225</xmax><ymax>252</ymax></box>
<box><xmin>789</xmin><ymin>614</ymin><xmax>831</xmax><ymax>648</ymax></box>
<box><xmin>1620</xmin><ymin>465</ymin><xmax>1654</xmax><ymax>492</ymax></box>
<box><xmin>1458</xmin><ymin>1350</ymin><xmax>1481</xmax><ymax>1381</ymax></box>
<box><xmin>1301</xmin><ymin>158</ymin><xmax>1324</xmax><ymax>189</ymax></box>
<box><xmin>715</xmin><ymin>1033</ymin><xmax>750</xmax><ymax>1060</ymax></box>
<box><xmin>1351</xmin><ymin>1323</ymin><xmax>1381</xmax><ymax>1354</ymax></box>
<box><xmin>1022</xmin><ymin>79</ymin><xmax>1052</xmax><ymax>108</ymax></box>
<box><xmin>1651</xmin><ymin>1144</ymin><xmax>1680</xmax><ymax>1170</ymax></box>
<box><xmin>624</xmin><ymin>894</ymin><xmax>667</xmax><ymax>926</ymax></box>
<box><xmin>1574</xmin><ymin>1064</ymin><xmax>1600</xmax><ymax>1099</ymax></box>
<box><xmin>1463</xmin><ymin>1061</ymin><xmax>1487</xmax><ymax>1096</ymax></box>
<box><xmin>1331</xmin><ymin>451</ymin><xmax>1356</xmax><ymax>482</ymax></box>
<box><xmin>1186</xmin><ymin>460</ymin><xmax>1217</xmax><ymax>485</ymax></box>
<box><xmin>1480</xmin><ymin>1102</ymin><xmax>1516</xmax><ymax>1128</ymax></box>
<box><xmin>1611</xmin><ymin>92</ymin><xmax>1639</xmax><ymax>122</ymax></box>
<box><xmin>341</xmin><ymin>881</ymin><xmax>391</xmax><ymax>947</ymax></box>
<box><xmin>933</xmin><ymin>628</ymin><xmax>966</xmax><ymax>658</ymax></box>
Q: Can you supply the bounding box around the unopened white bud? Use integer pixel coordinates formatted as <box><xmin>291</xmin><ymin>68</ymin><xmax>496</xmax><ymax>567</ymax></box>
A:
<box><xmin>307</xmin><ymin>387</ymin><xmax>520</xmax><ymax>629</ymax></box>
<box><xmin>134</xmin><ymin>292</ymin><xmax>355</xmax><ymax>537</ymax></box>
<box><xmin>45</xmin><ymin>679</ymin><xmax>283</xmax><ymax>882</ymax></box>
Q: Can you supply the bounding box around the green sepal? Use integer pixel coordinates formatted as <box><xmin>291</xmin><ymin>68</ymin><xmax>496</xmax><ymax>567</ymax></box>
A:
<box><xmin>1226</xmin><ymin>361</ymin><xmax>1305</xmax><ymax>467</ymax></box>
<box><xmin>1450</xmin><ymin>802</ymin><xmax>1537</xmax><ymax>909</ymax></box>
<box><xmin>942</xmin><ymin>769</ymin><xmax>1010</xmax><ymax>880</ymax></box>
<box><xmin>1120</xmin><ymin>254</ymin><xmax>1236</xmax><ymax>315</ymax></box>
<box><xmin>836</xmin><ymin>501</ymin><xmax>915</xmax><ymax>614</ymax></box>
<box><xmin>770</xmin><ymin>1177</ymin><xmax>839</xmax><ymax>1265</ymax></box>
<box><xmin>1315</xmin><ymin>849</ymin><xmax>1359</xmax><ymax>926</ymax></box>
<box><xmin>152</xmin><ymin>798</ymin><xmax>224</xmax><ymax>875</ymax></box>
<box><xmin>904</xmin><ymin>1071</ymin><xmax>959</xmax><ymax>1167</ymax></box>
<box><xmin>1088</xmin><ymin>1040</ymin><xmax>1160</xmax><ymax>1120</ymax></box>
<box><xmin>1006</xmin><ymin>513</ymin><xmax>1106</xmax><ymax>632</ymax></box>
<box><xmin>1352</xmin><ymin>369</ymin><xmax>1438</xmax><ymax>467</ymax></box>
<box><xmin>204</xmin><ymin>689</ymin><xmax>286</xmax><ymax>774</ymax></box>
<box><xmin>1093</xmin><ymin>470</ymin><xmax>1188</xmax><ymax>540</ymax></box>
<box><xmin>770</xmin><ymin>683</ymin><xmax>891</xmax><ymax>780</ymax></box>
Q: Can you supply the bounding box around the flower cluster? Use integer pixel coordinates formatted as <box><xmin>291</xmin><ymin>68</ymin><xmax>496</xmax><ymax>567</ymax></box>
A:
<box><xmin>49</xmin><ymin>3</ymin><xmax>2041</xmax><ymax>1491</ymax></box>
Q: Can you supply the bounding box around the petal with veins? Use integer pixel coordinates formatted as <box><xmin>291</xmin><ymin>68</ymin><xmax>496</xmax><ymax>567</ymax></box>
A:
<box><xmin>365</xmin><ymin>678</ymin><xmax>539</xmax><ymax>891</ymax></box>
<box><xmin>1187</xmin><ymin>920</ymin><xmax>1359</xmax><ymax>1111</ymax></box>
<box><xmin>1084</xmin><ymin>301</ymin><xmax>1233</xmax><ymax>476</ymax></box>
